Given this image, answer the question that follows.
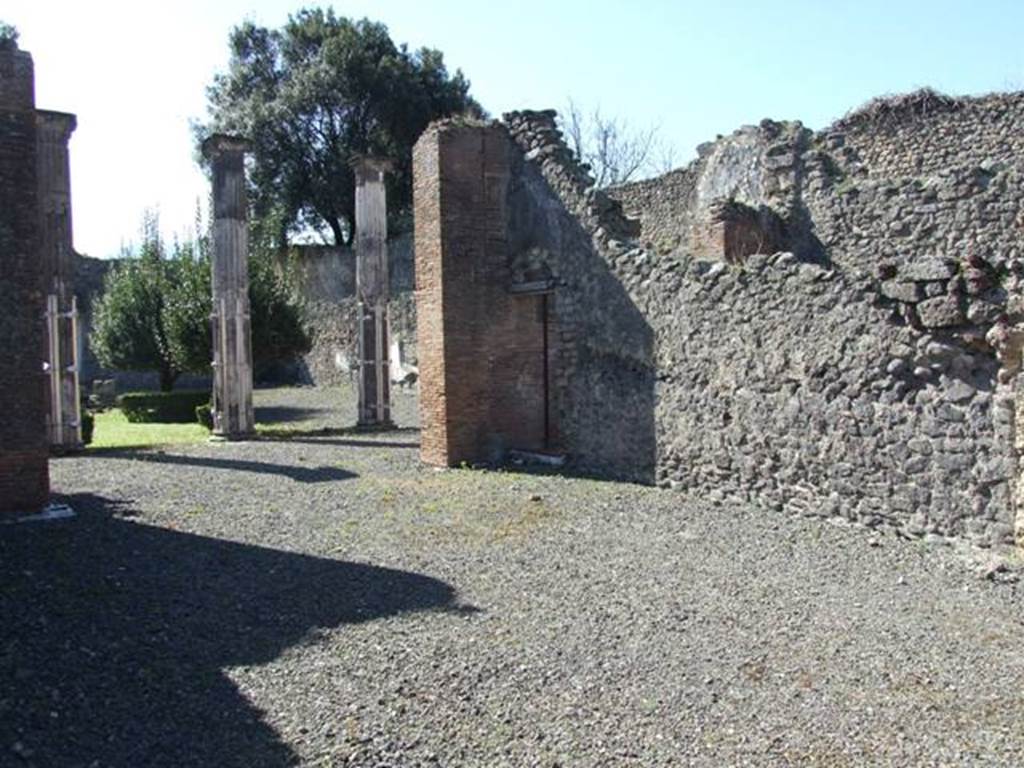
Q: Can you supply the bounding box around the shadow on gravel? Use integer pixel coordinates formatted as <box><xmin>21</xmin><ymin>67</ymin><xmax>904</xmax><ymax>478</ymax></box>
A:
<box><xmin>253</xmin><ymin>404</ymin><xmax>331</xmax><ymax>424</ymax></box>
<box><xmin>0</xmin><ymin>493</ymin><xmax>471</xmax><ymax>767</ymax></box>
<box><xmin>256</xmin><ymin>426</ymin><xmax>421</xmax><ymax>450</ymax></box>
<box><xmin>87</xmin><ymin>450</ymin><xmax>358</xmax><ymax>484</ymax></box>
<box><xmin>283</xmin><ymin>436</ymin><xmax>421</xmax><ymax>450</ymax></box>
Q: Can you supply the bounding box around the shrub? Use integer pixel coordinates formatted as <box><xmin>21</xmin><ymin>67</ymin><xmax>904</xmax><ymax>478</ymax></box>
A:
<box><xmin>118</xmin><ymin>390</ymin><xmax>211</xmax><ymax>424</ymax></box>
<box><xmin>196</xmin><ymin>403</ymin><xmax>214</xmax><ymax>431</ymax></box>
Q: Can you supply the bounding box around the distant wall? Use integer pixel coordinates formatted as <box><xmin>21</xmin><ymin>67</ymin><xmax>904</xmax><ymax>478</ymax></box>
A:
<box><xmin>278</xmin><ymin>234</ymin><xmax>417</xmax><ymax>388</ymax></box>
<box><xmin>72</xmin><ymin>235</ymin><xmax>419</xmax><ymax>393</ymax></box>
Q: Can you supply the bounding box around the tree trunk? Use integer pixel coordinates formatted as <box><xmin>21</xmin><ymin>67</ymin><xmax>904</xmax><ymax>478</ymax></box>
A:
<box><xmin>328</xmin><ymin>216</ymin><xmax>345</xmax><ymax>246</ymax></box>
<box><xmin>159</xmin><ymin>365</ymin><xmax>178</xmax><ymax>392</ymax></box>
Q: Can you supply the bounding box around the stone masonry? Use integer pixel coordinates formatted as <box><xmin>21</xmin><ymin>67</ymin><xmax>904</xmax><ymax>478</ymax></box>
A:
<box><xmin>0</xmin><ymin>45</ymin><xmax>49</xmax><ymax>515</ymax></box>
<box><xmin>413</xmin><ymin>87</ymin><xmax>1024</xmax><ymax>548</ymax></box>
<box><xmin>353</xmin><ymin>157</ymin><xmax>394</xmax><ymax>428</ymax></box>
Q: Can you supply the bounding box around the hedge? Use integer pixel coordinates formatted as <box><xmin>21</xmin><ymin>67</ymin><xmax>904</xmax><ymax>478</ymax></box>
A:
<box><xmin>118</xmin><ymin>390</ymin><xmax>211</xmax><ymax>424</ymax></box>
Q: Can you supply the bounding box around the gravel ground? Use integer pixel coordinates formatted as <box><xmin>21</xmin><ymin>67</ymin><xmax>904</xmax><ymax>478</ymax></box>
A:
<box><xmin>3</xmin><ymin>386</ymin><xmax>1024</xmax><ymax>767</ymax></box>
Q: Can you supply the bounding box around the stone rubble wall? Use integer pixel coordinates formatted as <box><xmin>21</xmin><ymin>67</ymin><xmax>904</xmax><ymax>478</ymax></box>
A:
<box><xmin>805</xmin><ymin>163</ymin><xmax>1024</xmax><ymax>274</ymax></box>
<box><xmin>495</xmin><ymin>91</ymin><xmax>1024</xmax><ymax>547</ymax></box>
<box><xmin>652</xmin><ymin>253</ymin><xmax>1011</xmax><ymax>544</ymax></box>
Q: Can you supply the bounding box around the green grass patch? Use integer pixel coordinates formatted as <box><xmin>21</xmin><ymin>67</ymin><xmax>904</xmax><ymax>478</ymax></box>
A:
<box><xmin>88</xmin><ymin>409</ymin><xmax>209</xmax><ymax>450</ymax></box>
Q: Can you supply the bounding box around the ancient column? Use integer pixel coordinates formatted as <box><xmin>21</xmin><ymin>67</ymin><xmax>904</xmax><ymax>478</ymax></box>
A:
<box><xmin>37</xmin><ymin>109</ymin><xmax>82</xmax><ymax>451</ymax></box>
<box><xmin>0</xmin><ymin>44</ymin><xmax>50</xmax><ymax>514</ymax></box>
<box><xmin>353</xmin><ymin>157</ymin><xmax>394</xmax><ymax>429</ymax></box>
<box><xmin>202</xmin><ymin>134</ymin><xmax>254</xmax><ymax>439</ymax></box>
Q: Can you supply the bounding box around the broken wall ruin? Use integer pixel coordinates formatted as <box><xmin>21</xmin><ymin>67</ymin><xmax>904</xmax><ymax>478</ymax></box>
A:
<box><xmin>414</xmin><ymin>89</ymin><xmax>1024</xmax><ymax>547</ymax></box>
<box><xmin>0</xmin><ymin>46</ymin><xmax>49</xmax><ymax>514</ymax></box>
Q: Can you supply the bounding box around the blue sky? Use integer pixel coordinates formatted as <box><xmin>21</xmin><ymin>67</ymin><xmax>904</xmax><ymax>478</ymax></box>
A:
<box><xmin>7</xmin><ymin>0</ymin><xmax>1022</xmax><ymax>258</ymax></box>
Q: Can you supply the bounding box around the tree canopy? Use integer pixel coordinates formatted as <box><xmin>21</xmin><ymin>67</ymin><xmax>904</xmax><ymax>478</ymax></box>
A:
<box><xmin>0</xmin><ymin>21</ymin><xmax>19</xmax><ymax>49</ymax></box>
<box><xmin>198</xmin><ymin>8</ymin><xmax>483</xmax><ymax>246</ymax></box>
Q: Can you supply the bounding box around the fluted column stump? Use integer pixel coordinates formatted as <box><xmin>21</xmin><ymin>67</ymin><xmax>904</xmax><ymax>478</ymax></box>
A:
<box><xmin>37</xmin><ymin>109</ymin><xmax>82</xmax><ymax>452</ymax></box>
<box><xmin>353</xmin><ymin>157</ymin><xmax>394</xmax><ymax>429</ymax></box>
<box><xmin>202</xmin><ymin>134</ymin><xmax>254</xmax><ymax>440</ymax></box>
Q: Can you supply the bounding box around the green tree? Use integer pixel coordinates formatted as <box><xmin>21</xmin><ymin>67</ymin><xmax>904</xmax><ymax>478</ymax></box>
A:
<box><xmin>162</xmin><ymin>239</ymin><xmax>213</xmax><ymax>376</ymax></box>
<box><xmin>92</xmin><ymin>215</ymin><xmax>310</xmax><ymax>391</ymax></box>
<box><xmin>248</xmin><ymin>251</ymin><xmax>310</xmax><ymax>369</ymax></box>
<box><xmin>198</xmin><ymin>8</ymin><xmax>483</xmax><ymax>247</ymax></box>
<box><xmin>164</xmin><ymin>247</ymin><xmax>311</xmax><ymax>378</ymax></box>
<box><xmin>91</xmin><ymin>215</ymin><xmax>180</xmax><ymax>391</ymax></box>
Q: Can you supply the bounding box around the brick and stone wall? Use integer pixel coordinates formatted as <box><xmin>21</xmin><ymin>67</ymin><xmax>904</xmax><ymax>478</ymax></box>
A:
<box><xmin>0</xmin><ymin>46</ymin><xmax>49</xmax><ymax>514</ymax></box>
<box><xmin>413</xmin><ymin>117</ymin><xmax>655</xmax><ymax>477</ymax></box>
<box><xmin>413</xmin><ymin>87</ymin><xmax>1024</xmax><ymax>547</ymax></box>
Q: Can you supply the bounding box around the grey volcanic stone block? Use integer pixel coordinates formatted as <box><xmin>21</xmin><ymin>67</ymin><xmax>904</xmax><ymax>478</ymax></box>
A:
<box><xmin>880</xmin><ymin>280</ymin><xmax>921</xmax><ymax>303</ymax></box>
<box><xmin>967</xmin><ymin>300</ymin><xmax>1003</xmax><ymax>325</ymax></box>
<box><xmin>901</xmin><ymin>257</ymin><xmax>957</xmax><ymax>281</ymax></box>
<box><xmin>916</xmin><ymin>296</ymin><xmax>965</xmax><ymax>328</ymax></box>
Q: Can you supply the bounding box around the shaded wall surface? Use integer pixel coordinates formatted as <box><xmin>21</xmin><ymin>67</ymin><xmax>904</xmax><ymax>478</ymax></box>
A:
<box><xmin>414</xmin><ymin>89</ymin><xmax>1024</xmax><ymax>547</ymax></box>
<box><xmin>0</xmin><ymin>47</ymin><xmax>49</xmax><ymax>513</ymax></box>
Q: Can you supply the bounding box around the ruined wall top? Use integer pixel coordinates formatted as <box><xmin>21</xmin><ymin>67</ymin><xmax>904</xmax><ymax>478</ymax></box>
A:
<box><xmin>821</xmin><ymin>89</ymin><xmax>1024</xmax><ymax>180</ymax></box>
<box><xmin>502</xmin><ymin>110</ymin><xmax>640</xmax><ymax>246</ymax></box>
<box><xmin>606</xmin><ymin>87</ymin><xmax>1024</xmax><ymax>261</ymax></box>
